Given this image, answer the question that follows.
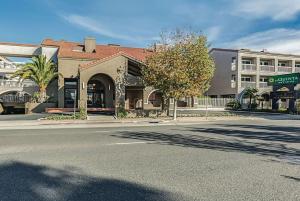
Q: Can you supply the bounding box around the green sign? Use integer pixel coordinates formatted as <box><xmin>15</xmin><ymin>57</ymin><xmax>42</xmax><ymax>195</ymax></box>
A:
<box><xmin>268</xmin><ymin>73</ymin><xmax>300</xmax><ymax>86</ymax></box>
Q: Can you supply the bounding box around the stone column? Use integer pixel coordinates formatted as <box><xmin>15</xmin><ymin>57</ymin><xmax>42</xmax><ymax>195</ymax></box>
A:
<box><xmin>115</xmin><ymin>66</ymin><xmax>126</xmax><ymax>116</ymax></box>
<box><xmin>274</xmin><ymin>58</ymin><xmax>279</xmax><ymax>73</ymax></box>
<box><xmin>292</xmin><ymin>60</ymin><xmax>296</xmax><ymax>73</ymax></box>
<box><xmin>256</xmin><ymin>57</ymin><xmax>260</xmax><ymax>89</ymax></box>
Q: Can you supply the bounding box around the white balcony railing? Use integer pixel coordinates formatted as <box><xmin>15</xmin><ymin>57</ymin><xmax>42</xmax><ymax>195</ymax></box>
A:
<box><xmin>241</xmin><ymin>81</ymin><xmax>256</xmax><ymax>88</ymax></box>
<box><xmin>295</xmin><ymin>67</ymin><xmax>300</xmax><ymax>73</ymax></box>
<box><xmin>0</xmin><ymin>61</ymin><xmax>22</xmax><ymax>70</ymax></box>
<box><xmin>241</xmin><ymin>64</ymin><xmax>256</xmax><ymax>71</ymax></box>
<box><xmin>260</xmin><ymin>65</ymin><xmax>275</xmax><ymax>73</ymax></box>
<box><xmin>278</xmin><ymin>66</ymin><xmax>293</xmax><ymax>73</ymax></box>
<box><xmin>231</xmin><ymin>81</ymin><xmax>236</xmax><ymax>88</ymax></box>
<box><xmin>0</xmin><ymin>80</ymin><xmax>36</xmax><ymax>88</ymax></box>
<box><xmin>231</xmin><ymin>63</ymin><xmax>236</xmax><ymax>71</ymax></box>
<box><xmin>259</xmin><ymin>82</ymin><xmax>269</xmax><ymax>88</ymax></box>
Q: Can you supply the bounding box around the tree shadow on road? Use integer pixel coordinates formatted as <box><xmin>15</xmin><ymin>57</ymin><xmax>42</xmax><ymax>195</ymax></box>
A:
<box><xmin>0</xmin><ymin>161</ymin><xmax>183</xmax><ymax>201</ymax></box>
<box><xmin>210</xmin><ymin>124</ymin><xmax>300</xmax><ymax>143</ymax></box>
<box><xmin>113</xmin><ymin>127</ymin><xmax>299</xmax><ymax>160</ymax></box>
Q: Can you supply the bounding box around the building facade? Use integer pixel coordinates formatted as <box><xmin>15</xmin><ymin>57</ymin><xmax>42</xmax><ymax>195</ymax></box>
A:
<box><xmin>208</xmin><ymin>48</ymin><xmax>300</xmax><ymax>100</ymax></box>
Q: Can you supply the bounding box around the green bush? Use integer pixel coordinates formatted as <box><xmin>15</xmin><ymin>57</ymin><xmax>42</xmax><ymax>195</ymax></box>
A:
<box><xmin>226</xmin><ymin>100</ymin><xmax>241</xmax><ymax>110</ymax></box>
<box><xmin>248</xmin><ymin>102</ymin><xmax>258</xmax><ymax>110</ymax></box>
<box><xmin>117</xmin><ymin>106</ymin><xmax>127</xmax><ymax>118</ymax></box>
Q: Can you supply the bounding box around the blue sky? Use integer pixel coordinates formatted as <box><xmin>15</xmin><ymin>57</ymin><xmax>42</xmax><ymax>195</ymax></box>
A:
<box><xmin>1</xmin><ymin>0</ymin><xmax>300</xmax><ymax>53</ymax></box>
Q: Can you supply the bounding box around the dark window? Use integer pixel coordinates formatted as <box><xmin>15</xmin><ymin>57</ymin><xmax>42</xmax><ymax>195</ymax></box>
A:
<box><xmin>64</xmin><ymin>78</ymin><xmax>78</xmax><ymax>108</ymax></box>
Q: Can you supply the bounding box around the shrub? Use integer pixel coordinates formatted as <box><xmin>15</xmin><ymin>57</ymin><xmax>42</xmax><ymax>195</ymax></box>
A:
<box><xmin>248</xmin><ymin>102</ymin><xmax>258</xmax><ymax>110</ymax></box>
<box><xmin>117</xmin><ymin>106</ymin><xmax>127</xmax><ymax>118</ymax></box>
<box><xmin>226</xmin><ymin>100</ymin><xmax>241</xmax><ymax>110</ymax></box>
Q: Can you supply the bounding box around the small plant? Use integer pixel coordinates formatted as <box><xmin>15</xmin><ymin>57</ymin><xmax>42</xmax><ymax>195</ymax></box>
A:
<box><xmin>117</xmin><ymin>106</ymin><xmax>127</xmax><ymax>118</ymax></box>
<box><xmin>226</xmin><ymin>100</ymin><xmax>241</xmax><ymax>110</ymax></box>
<box><xmin>248</xmin><ymin>102</ymin><xmax>258</xmax><ymax>110</ymax></box>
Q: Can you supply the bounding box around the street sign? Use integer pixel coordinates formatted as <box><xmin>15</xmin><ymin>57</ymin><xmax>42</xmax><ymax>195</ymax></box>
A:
<box><xmin>268</xmin><ymin>73</ymin><xmax>300</xmax><ymax>86</ymax></box>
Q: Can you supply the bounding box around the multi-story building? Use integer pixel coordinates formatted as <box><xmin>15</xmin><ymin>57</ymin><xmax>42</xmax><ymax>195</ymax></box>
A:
<box><xmin>208</xmin><ymin>48</ymin><xmax>300</xmax><ymax>99</ymax></box>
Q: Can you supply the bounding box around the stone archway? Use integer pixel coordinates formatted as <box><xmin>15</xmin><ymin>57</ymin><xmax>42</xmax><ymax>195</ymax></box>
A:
<box><xmin>86</xmin><ymin>74</ymin><xmax>115</xmax><ymax>109</ymax></box>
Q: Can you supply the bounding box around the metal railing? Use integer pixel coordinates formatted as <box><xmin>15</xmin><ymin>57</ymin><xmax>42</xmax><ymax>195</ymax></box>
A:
<box><xmin>259</xmin><ymin>82</ymin><xmax>269</xmax><ymax>88</ymax></box>
<box><xmin>278</xmin><ymin>66</ymin><xmax>293</xmax><ymax>73</ymax></box>
<box><xmin>241</xmin><ymin>64</ymin><xmax>256</xmax><ymax>71</ymax></box>
<box><xmin>0</xmin><ymin>80</ymin><xmax>36</xmax><ymax>88</ymax></box>
<box><xmin>260</xmin><ymin>65</ymin><xmax>275</xmax><ymax>72</ymax></box>
<box><xmin>0</xmin><ymin>95</ymin><xmax>31</xmax><ymax>103</ymax></box>
<box><xmin>241</xmin><ymin>81</ymin><xmax>256</xmax><ymax>88</ymax></box>
<box><xmin>0</xmin><ymin>61</ymin><xmax>23</xmax><ymax>70</ymax></box>
<box><xmin>198</xmin><ymin>98</ymin><xmax>234</xmax><ymax>108</ymax></box>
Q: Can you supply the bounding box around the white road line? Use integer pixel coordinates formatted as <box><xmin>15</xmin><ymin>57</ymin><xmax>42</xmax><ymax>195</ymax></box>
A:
<box><xmin>107</xmin><ymin>141</ymin><xmax>148</xmax><ymax>145</ymax></box>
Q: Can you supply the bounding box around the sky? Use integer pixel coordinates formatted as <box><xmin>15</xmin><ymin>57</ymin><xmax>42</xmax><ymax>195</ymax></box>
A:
<box><xmin>1</xmin><ymin>0</ymin><xmax>300</xmax><ymax>53</ymax></box>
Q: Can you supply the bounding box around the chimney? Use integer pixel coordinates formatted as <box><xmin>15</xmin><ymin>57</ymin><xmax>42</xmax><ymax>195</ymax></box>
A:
<box><xmin>154</xmin><ymin>43</ymin><xmax>166</xmax><ymax>52</ymax></box>
<box><xmin>84</xmin><ymin>37</ymin><xmax>96</xmax><ymax>53</ymax></box>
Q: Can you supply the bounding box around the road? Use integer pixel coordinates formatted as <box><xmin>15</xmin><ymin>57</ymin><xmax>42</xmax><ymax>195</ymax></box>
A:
<box><xmin>0</xmin><ymin>119</ymin><xmax>299</xmax><ymax>201</ymax></box>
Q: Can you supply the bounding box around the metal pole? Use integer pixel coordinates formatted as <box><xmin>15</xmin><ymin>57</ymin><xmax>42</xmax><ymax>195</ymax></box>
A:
<box><xmin>205</xmin><ymin>95</ymin><xmax>208</xmax><ymax>119</ymax></box>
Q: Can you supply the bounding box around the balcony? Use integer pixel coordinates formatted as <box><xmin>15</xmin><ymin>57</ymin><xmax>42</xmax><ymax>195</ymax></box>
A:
<box><xmin>278</xmin><ymin>66</ymin><xmax>293</xmax><ymax>73</ymax></box>
<box><xmin>0</xmin><ymin>61</ymin><xmax>22</xmax><ymax>73</ymax></box>
<box><xmin>259</xmin><ymin>82</ymin><xmax>270</xmax><ymax>88</ymax></box>
<box><xmin>0</xmin><ymin>80</ymin><xmax>36</xmax><ymax>88</ymax></box>
<box><xmin>241</xmin><ymin>64</ymin><xmax>256</xmax><ymax>72</ymax></box>
<box><xmin>241</xmin><ymin>81</ymin><xmax>256</xmax><ymax>88</ymax></box>
<box><xmin>295</xmin><ymin>67</ymin><xmax>300</xmax><ymax>73</ymax></box>
<box><xmin>231</xmin><ymin>81</ymin><xmax>236</xmax><ymax>88</ymax></box>
<box><xmin>260</xmin><ymin>65</ymin><xmax>275</xmax><ymax>73</ymax></box>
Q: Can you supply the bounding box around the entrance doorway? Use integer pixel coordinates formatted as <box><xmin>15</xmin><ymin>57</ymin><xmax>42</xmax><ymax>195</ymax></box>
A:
<box><xmin>86</xmin><ymin>74</ymin><xmax>115</xmax><ymax>110</ymax></box>
<box><xmin>87</xmin><ymin>80</ymin><xmax>105</xmax><ymax>108</ymax></box>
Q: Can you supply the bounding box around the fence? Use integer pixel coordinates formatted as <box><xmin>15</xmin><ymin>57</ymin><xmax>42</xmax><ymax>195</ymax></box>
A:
<box><xmin>0</xmin><ymin>95</ymin><xmax>31</xmax><ymax>103</ymax></box>
<box><xmin>197</xmin><ymin>98</ymin><xmax>234</xmax><ymax>108</ymax></box>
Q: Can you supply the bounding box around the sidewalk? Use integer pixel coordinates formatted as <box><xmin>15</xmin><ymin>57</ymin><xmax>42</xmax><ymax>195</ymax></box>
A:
<box><xmin>0</xmin><ymin>114</ymin><xmax>299</xmax><ymax>130</ymax></box>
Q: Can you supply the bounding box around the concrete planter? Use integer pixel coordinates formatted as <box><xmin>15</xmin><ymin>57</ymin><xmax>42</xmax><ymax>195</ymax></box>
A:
<box><xmin>25</xmin><ymin>102</ymin><xmax>57</xmax><ymax>114</ymax></box>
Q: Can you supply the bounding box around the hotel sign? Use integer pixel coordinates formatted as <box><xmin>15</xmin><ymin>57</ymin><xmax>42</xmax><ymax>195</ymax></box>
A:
<box><xmin>268</xmin><ymin>73</ymin><xmax>300</xmax><ymax>86</ymax></box>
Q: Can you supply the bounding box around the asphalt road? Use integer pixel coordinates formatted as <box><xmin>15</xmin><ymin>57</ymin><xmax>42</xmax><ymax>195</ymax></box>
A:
<box><xmin>0</xmin><ymin>119</ymin><xmax>299</xmax><ymax>201</ymax></box>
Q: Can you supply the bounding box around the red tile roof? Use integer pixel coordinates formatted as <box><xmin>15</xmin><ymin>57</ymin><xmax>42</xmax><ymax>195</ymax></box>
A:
<box><xmin>42</xmin><ymin>39</ymin><xmax>153</xmax><ymax>62</ymax></box>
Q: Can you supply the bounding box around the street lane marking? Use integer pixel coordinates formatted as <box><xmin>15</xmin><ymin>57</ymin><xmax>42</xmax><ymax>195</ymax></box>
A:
<box><xmin>107</xmin><ymin>141</ymin><xmax>148</xmax><ymax>145</ymax></box>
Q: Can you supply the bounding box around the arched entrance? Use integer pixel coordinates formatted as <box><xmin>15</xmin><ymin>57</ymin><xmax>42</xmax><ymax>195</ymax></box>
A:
<box><xmin>87</xmin><ymin>74</ymin><xmax>115</xmax><ymax>109</ymax></box>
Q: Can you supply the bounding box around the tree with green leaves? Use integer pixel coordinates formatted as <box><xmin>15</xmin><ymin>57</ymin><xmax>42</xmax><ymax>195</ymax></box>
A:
<box><xmin>143</xmin><ymin>29</ymin><xmax>215</xmax><ymax>120</ymax></box>
<box><xmin>243</xmin><ymin>87</ymin><xmax>258</xmax><ymax>110</ymax></box>
<box><xmin>12</xmin><ymin>55</ymin><xmax>61</xmax><ymax>103</ymax></box>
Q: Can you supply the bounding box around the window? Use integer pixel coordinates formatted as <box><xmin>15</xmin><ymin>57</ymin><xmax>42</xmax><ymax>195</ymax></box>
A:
<box><xmin>231</xmin><ymin>74</ymin><xmax>236</xmax><ymax>82</ymax></box>
<box><xmin>241</xmin><ymin>77</ymin><xmax>252</xmax><ymax>82</ymax></box>
<box><xmin>278</xmin><ymin>62</ymin><xmax>287</xmax><ymax>67</ymax></box>
<box><xmin>260</xmin><ymin>61</ymin><xmax>270</xmax><ymax>66</ymax></box>
<box><xmin>232</xmin><ymin>57</ymin><xmax>236</xmax><ymax>64</ymax></box>
<box><xmin>242</xmin><ymin>60</ymin><xmax>252</xmax><ymax>65</ymax></box>
<box><xmin>64</xmin><ymin>78</ymin><xmax>78</xmax><ymax>108</ymax></box>
<box><xmin>260</xmin><ymin>77</ymin><xmax>268</xmax><ymax>82</ymax></box>
<box><xmin>295</xmin><ymin>63</ymin><xmax>300</xmax><ymax>68</ymax></box>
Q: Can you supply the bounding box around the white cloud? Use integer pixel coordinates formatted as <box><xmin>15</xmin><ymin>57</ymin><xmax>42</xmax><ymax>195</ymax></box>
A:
<box><xmin>233</xmin><ymin>0</ymin><xmax>300</xmax><ymax>21</ymax></box>
<box><xmin>62</xmin><ymin>14</ymin><xmax>135</xmax><ymax>41</ymax></box>
<box><xmin>223</xmin><ymin>28</ymin><xmax>300</xmax><ymax>54</ymax></box>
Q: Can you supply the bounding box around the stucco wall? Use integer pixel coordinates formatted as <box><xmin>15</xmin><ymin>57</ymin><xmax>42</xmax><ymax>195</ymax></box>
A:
<box><xmin>207</xmin><ymin>50</ymin><xmax>238</xmax><ymax>97</ymax></box>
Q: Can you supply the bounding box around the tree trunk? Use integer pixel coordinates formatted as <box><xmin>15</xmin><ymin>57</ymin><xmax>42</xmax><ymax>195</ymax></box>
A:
<box><xmin>167</xmin><ymin>98</ymin><xmax>170</xmax><ymax>116</ymax></box>
<box><xmin>173</xmin><ymin>99</ymin><xmax>177</xmax><ymax>120</ymax></box>
<box><xmin>39</xmin><ymin>89</ymin><xmax>47</xmax><ymax>103</ymax></box>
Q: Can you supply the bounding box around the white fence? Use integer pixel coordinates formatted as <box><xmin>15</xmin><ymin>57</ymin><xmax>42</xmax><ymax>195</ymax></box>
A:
<box><xmin>197</xmin><ymin>98</ymin><xmax>234</xmax><ymax>108</ymax></box>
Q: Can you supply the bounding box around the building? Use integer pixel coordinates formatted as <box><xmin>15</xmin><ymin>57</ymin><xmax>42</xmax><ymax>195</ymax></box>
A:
<box><xmin>0</xmin><ymin>38</ymin><xmax>197</xmax><ymax>114</ymax></box>
<box><xmin>208</xmin><ymin>48</ymin><xmax>300</xmax><ymax>102</ymax></box>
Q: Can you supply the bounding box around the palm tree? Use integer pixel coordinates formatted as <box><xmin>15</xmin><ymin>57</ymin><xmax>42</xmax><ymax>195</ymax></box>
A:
<box><xmin>244</xmin><ymin>87</ymin><xmax>258</xmax><ymax>110</ymax></box>
<box><xmin>12</xmin><ymin>55</ymin><xmax>61</xmax><ymax>103</ymax></box>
